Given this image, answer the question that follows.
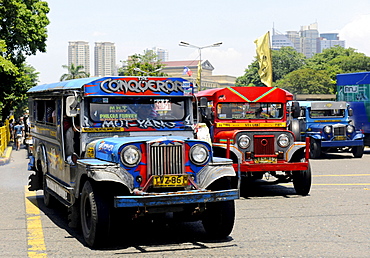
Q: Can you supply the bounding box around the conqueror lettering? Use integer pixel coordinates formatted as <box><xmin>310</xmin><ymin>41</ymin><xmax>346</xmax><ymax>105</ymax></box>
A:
<box><xmin>100</xmin><ymin>78</ymin><xmax>184</xmax><ymax>94</ymax></box>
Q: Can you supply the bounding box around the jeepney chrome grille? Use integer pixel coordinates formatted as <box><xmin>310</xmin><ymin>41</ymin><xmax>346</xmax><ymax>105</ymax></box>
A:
<box><xmin>333</xmin><ymin>125</ymin><xmax>346</xmax><ymax>136</ymax></box>
<box><xmin>149</xmin><ymin>142</ymin><xmax>184</xmax><ymax>175</ymax></box>
<box><xmin>254</xmin><ymin>135</ymin><xmax>275</xmax><ymax>155</ymax></box>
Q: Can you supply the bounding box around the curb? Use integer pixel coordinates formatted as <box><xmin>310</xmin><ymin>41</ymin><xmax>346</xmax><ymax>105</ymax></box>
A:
<box><xmin>0</xmin><ymin>146</ymin><xmax>13</xmax><ymax>166</ymax></box>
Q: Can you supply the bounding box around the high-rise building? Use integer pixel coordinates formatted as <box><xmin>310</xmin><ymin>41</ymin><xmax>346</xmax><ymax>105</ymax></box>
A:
<box><xmin>150</xmin><ymin>47</ymin><xmax>169</xmax><ymax>61</ymax></box>
<box><xmin>68</xmin><ymin>41</ymin><xmax>90</xmax><ymax>75</ymax></box>
<box><xmin>94</xmin><ymin>42</ymin><xmax>117</xmax><ymax>77</ymax></box>
<box><xmin>300</xmin><ymin>22</ymin><xmax>319</xmax><ymax>58</ymax></box>
<box><xmin>271</xmin><ymin>23</ymin><xmax>345</xmax><ymax>58</ymax></box>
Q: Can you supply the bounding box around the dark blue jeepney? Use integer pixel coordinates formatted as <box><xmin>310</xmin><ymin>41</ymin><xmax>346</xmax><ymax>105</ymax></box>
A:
<box><xmin>27</xmin><ymin>77</ymin><xmax>238</xmax><ymax>247</ymax></box>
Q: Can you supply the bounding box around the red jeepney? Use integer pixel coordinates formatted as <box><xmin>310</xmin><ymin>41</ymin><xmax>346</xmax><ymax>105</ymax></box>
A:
<box><xmin>197</xmin><ymin>86</ymin><xmax>311</xmax><ymax>195</ymax></box>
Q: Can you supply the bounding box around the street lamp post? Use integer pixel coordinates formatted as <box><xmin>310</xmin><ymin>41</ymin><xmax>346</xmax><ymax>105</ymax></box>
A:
<box><xmin>133</xmin><ymin>67</ymin><xmax>162</xmax><ymax>75</ymax></box>
<box><xmin>179</xmin><ymin>41</ymin><xmax>222</xmax><ymax>91</ymax></box>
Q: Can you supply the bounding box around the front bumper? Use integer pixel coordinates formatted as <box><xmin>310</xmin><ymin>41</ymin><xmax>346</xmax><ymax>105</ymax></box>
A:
<box><xmin>114</xmin><ymin>189</ymin><xmax>238</xmax><ymax>208</ymax></box>
<box><xmin>321</xmin><ymin>139</ymin><xmax>364</xmax><ymax>148</ymax></box>
<box><xmin>234</xmin><ymin>161</ymin><xmax>309</xmax><ymax>172</ymax></box>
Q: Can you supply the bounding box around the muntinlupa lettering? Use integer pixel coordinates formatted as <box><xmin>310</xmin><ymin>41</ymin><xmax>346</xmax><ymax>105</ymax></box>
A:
<box><xmin>100</xmin><ymin>78</ymin><xmax>184</xmax><ymax>94</ymax></box>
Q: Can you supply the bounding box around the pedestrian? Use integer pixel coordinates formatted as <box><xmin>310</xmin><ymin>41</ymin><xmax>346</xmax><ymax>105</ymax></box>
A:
<box><xmin>13</xmin><ymin>121</ymin><xmax>24</xmax><ymax>150</ymax></box>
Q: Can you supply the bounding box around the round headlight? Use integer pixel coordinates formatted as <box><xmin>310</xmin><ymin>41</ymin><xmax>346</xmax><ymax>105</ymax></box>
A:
<box><xmin>277</xmin><ymin>134</ymin><xmax>290</xmax><ymax>148</ymax></box>
<box><xmin>120</xmin><ymin>145</ymin><xmax>141</xmax><ymax>167</ymax></box>
<box><xmin>190</xmin><ymin>144</ymin><xmax>209</xmax><ymax>165</ymax></box>
<box><xmin>347</xmin><ymin>125</ymin><xmax>354</xmax><ymax>133</ymax></box>
<box><xmin>238</xmin><ymin>135</ymin><xmax>251</xmax><ymax>149</ymax></box>
<box><xmin>324</xmin><ymin>126</ymin><xmax>332</xmax><ymax>134</ymax></box>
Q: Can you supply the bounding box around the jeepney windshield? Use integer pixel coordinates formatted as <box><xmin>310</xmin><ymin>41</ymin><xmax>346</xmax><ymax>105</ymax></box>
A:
<box><xmin>88</xmin><ymin>97</ymin><xmax>186</xmax><ymax>122</ymax></box>
<box><xmin>216</xmin><ymin>103</ymin><xmax>284</xmax><ymax>119</ymax></box>
<box><xmin>309</xmin><ymin>108</ymin><xmax>345</xmax><ymax>118</ymax></box>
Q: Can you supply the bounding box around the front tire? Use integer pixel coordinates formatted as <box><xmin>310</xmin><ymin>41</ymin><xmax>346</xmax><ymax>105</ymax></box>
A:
<box><xmin>292</xmin><ymin>161</ymin><xmax>312</xmax><ymax>196</ymax></box>
<box><xmin>352</xmin><ymin>145</ymin><xmax>364</xmax><ymax>158</ymax></box>
<box><xmin>310</xmin><ymin>138</ymin><xmax>321</xmax><ymax>159</ymax></box>
<box><xmin>80</xmin><ymin>180</ymin><xmax>111</xmax><ymax>248</ymax></box>
<box><xmin>202</xmin><ymin>200</ymin><xmax>235</xmax><ymax>238</ymax></box>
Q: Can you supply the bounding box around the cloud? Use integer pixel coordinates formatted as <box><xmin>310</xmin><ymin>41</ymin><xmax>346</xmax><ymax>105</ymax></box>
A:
<box><xmin>340</xmin><ymin>14</ymin><xmax>370</xmax><ymax>56</ymax></box>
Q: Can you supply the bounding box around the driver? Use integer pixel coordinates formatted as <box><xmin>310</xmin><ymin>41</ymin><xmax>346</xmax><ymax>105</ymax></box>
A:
<box><xmin>136</xmin><ymin>104</ymin><xmax>158</xmax><ymax>120</ymax></box>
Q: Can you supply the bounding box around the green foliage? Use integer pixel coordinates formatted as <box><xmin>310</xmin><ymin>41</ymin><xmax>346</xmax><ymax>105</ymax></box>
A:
<box><xmin>0</xmin><ymin>0</ymin><xmax>49</xmax><ymax>120</ymax></box>
<box><xmin>118</xmin><ymin>50</ymin><xmax>168</xmax><ymax>76</ymax></box>
<box><xmin>275</xmin><ymin>68</ymin><xmax>334</xmax><ymax>94</ymax></box>
<box><xmin>236</xmin><ymin>47</ymin><xmax>306</xmax><ymax>86</ymax></box>
<box><xmin>60</xmin><ymin>64</ymin><xmax>90</xmax><ymax>81</ymax></box>
<box><xmin>0</xmin><ymin>0</ymin><xmax>50</xmax><ymax>64</ymax></box>
<box><xmin>237</xmin><ymin>45</ymin><xmax>370</xmax><ymax>94</ymax></box>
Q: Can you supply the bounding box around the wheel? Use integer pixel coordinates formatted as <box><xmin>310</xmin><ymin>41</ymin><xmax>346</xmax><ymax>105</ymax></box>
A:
<box><xmin>310</xmin><ymin>138</ymin><xmax>321</xmax><ymax>159</ymax></box>
<box><xmin>352</xmin><ymin>145</ymin><xmax>364</xmax><ymax>158</ymax></box>
<box><xmin>80</xmin><ymin>180</ymin><xmax>111</xmax><ymax>248</ymax></box>
<box><xmin>289</xmin><ymin>119</ymin><xmax>301</xmax><ymax>141</ymax></box>
<box><xmin>202</xmin><ymin>200</ymin><xmax>235</xmax><ymax>238</ymax></box>
<box><xmin>292</xmin><ymin>161</ymin><xmax>312</xmax><ymax>196</ymax></box>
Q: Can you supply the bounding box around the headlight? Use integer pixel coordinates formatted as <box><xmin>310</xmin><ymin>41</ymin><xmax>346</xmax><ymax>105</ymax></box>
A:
<box><xmin>277</xmin><ymin>134</ymin><xmax>290</xmax><ymax>148</ymax></box>
<box><xmin>238</xmin><ymin>135</ymin><xmax>251</xmax><ymax>149</ymax></box>
<box><xmin>347</xmin><ymin>125</ymin><xmax>354</xmax><ymax>133</ymax></box>
<box><xmin>324</xmin><ymin>126</ymin><xmax>332</xmax><ymax>134</ymax></box>
<box><xmin>120</xmin><ymin>145</ymin><xmax>141</xmax><ymax>167</ymax></box>
<box><xmin>190</xmin><ymin>144</ymin><xmax>209</xmax><ymax>165</ymax></box>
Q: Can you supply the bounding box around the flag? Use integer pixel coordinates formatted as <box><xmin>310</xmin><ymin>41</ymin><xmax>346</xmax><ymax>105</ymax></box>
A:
<box><xmin>254</xmin><ymin>31</ymin><xmax>272</xmax><ymax>87</ymax></box>
<box><xmin>196</xmin><ymin>60</ymin><xmax>202</xmax><ymax>90</ymax></box>
<box><xmin>183</xmin><ymin>66</ymin><xmax>193</xmax><ymax>77</ymax></box>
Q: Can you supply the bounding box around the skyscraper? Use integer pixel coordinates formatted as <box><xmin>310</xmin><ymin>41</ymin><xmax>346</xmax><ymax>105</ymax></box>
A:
<box><xmin>68</xmin><ymin>41</ymin><xmax>90</xmax><ymax>75</ymax></box>
<box><xmin>94</xmin><ymin>42</ymin><xmax>117</xmax><ymax>77</ymax></box>
<box><xmin>151</xmin><ymin>47</ymin><xmax>168</xmax><ymax>61</ymax></box>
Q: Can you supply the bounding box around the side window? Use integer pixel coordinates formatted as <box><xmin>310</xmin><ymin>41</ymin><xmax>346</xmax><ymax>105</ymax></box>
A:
<box><xmin>35</xmin><ymin>100</ymin><xmax>56</xmax><ymax>125</ymax></box>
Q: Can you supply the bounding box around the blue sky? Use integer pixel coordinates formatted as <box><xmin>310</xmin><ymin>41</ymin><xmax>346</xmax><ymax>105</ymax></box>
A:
<box><xmin>27</xmin><ymin>0</ymin><xmax>370</xmax><ymax>84</ymax></box>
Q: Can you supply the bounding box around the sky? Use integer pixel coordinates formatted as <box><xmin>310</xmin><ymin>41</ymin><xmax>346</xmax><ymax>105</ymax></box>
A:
<box><xmin>27</xmin><ymin>0</ymin><xmax>370</xmax><ymax>85</ymax></box>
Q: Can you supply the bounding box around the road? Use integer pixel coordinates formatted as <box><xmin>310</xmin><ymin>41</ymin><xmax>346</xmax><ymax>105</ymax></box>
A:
<box><xmin>0</xmin><ymin>146</ymin><xmax>369</xmax><ymax>257</ymax></box>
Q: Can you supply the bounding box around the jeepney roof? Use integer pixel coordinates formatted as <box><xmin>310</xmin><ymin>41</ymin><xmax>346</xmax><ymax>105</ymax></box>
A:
<box><xmin>27</xmin><ymin>76</ymin><xmax>193</xmax><ymax>97</ymax></box>
<box><xmin>27</xmin><ymin>77</ymin><xmax>101</xmax><ymax>93</ymax></box>
<box><xmin>298</xmin><ymin>101</ymin><xmax>348</xmax><ymax>110</ymax></box>
<box><xmin>197</xmin><ymin>86</ymin><xmax>293</xmax><ymax>102</ymax></box>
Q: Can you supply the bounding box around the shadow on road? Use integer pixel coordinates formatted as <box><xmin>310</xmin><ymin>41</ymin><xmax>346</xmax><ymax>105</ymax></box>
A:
<box><xmin>239</xmin><ymin>178</ymin><xmax>301</xmax><ymax>198</ymax></box>
<box><xmin>30</xmin><ymin>192</ymin><xmax>235</xmax><ymax>252</ymax></box>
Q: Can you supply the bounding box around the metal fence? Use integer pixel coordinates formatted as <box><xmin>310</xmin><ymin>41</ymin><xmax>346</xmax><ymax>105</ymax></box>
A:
<box><xmin>0</xmin><ymin>116</ymin><xmax>13</xmax><ymax>157</ymax></box>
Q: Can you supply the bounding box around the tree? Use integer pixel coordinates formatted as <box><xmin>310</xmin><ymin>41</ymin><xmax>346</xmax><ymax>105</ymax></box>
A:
<box><xmin>274</xmin><ymin>68</ymin><xmax>334</xmax><ymax>94</ymax></box>
<box><xmin>236</xmin><ymin>47</ymin><xmax>306</xmax><ymax>86</ymax></box>
<box><xmin>0</xmin><ymin>0</ymin><xmax>49</xmax><ymax>65</ymax></box>
<box><xmin>118</xmin><ymin>50</ymin><xmax>167</xmax><ymax>76</ymax></box>
<box><xmin>60</xmin><ymin>64</ymin><xmax>90</xmax><ymax>81</ymax></box>
<box><xmin>0</xmin><ymin>0</ymin><xmax>49</xmax><ymax>120</ymax></box>
<box><xmin>306</xmin><ymin>46</ymin><xmax>370</xmax><ymax>79</ymax></box>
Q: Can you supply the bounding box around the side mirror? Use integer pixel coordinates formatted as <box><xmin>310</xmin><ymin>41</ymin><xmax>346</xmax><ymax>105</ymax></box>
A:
<box><xmin>66</xmin><ymin>95</ymin><xmax>81</xmax><ymax>117</ymax></box>
<box><xmin>198</xmin><ymin>97</ymin><xmax>212</xmax><ymax>121</ymax></box>
<box><xmin>291</xmin><ymin>101</ymin><xmax>301</xmax><ymax>118</ymax></box>
<box><xmin>348</xmin><ymin>108</ymin><xmax>353</xmax><ymax>117</ymax></box>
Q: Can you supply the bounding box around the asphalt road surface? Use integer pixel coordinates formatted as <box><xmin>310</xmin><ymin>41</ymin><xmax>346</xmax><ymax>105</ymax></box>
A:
<box><xmin>0</xmin><ymin>146</ymin><xmax>369</xmax><ymax>257</ymax></box>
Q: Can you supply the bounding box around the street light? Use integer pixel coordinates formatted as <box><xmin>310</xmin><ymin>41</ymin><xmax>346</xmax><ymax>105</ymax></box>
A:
<box><xmin>133</xmin><ymin>67</ymin><xmax>162</xmax><ymax>75</ymax></box>
<box><xmin>179</xmin><ymin>41</ymin><xmax>222</xmax><ymax>91</ymax></box>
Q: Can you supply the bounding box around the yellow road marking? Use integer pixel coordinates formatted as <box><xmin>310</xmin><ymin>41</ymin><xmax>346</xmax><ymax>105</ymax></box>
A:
<box><xmin>25</xmin><ymin>186</ymin><xmax>47</xmax><ymax>257</ymax></box>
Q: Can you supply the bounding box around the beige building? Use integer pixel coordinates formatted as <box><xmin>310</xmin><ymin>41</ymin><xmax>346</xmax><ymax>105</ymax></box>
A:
<box><xmin>161</xmin><ymin>60</ymin><xmax>236</xmax><ymax>90</ymax></box>
<box><xmin>94</xmin><ymin>42</ymin><xmax>117</xmax><ymax>77</ymax></box>
<box><xmin>68</xmin><ymin>41</ymin><xmax>90</xmax><ymax>75</ymax></box>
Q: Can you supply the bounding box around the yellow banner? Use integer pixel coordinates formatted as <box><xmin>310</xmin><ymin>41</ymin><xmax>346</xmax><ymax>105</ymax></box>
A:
<box><xmin>254</xmin><ymin>32</ymin><xmax>272</xmax><ymax>87</ymax></box>
<box><xmin>216</xmin><ymin>122</ymin><xmax>286</xmax><ymax>128</ymax></box>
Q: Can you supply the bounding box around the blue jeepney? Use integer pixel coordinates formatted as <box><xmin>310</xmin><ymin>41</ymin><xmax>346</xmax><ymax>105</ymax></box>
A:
<box><xmin>289</xmin><ymin>101</ymin><xmax>364</xmax><ymax>158</ymax></box>
<box><xmin>27</xmin><ymin>77</ymin><xmax>238</xmax><ymax>247</ymax></box>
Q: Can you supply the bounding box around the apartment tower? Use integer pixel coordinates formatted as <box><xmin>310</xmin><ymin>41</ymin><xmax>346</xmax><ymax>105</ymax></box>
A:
<box><xmin>94</xmin><ymin>42</ymin><xmax>117</xmax><ymax>76</ymax></box>
<box><xmin>68</xmin><ymin>41</ymin><xmax>90</xmax><ymax>75</ymax></box>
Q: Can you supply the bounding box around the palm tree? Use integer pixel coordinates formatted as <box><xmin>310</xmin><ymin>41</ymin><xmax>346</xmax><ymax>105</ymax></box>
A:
<box><xmin>60</xmin><ymin>63</ymin><xmax>89</xmax><ymax>81</ymax></box>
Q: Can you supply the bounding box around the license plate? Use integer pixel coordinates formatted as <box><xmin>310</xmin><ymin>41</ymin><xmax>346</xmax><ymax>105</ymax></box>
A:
<box><xmin>254</xmin><ymin>157</ymin><xmax>277</xmax><ymax>164</ymax></box>
<box><xmin>153</xmin><ymin>175</ymin><xmax>188</xmax><ymax>187</ymax></box>
<box><xmin>334</xmin><ymin>136</ymin><xmax>346</xmax><ymax>141</ymax></box>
